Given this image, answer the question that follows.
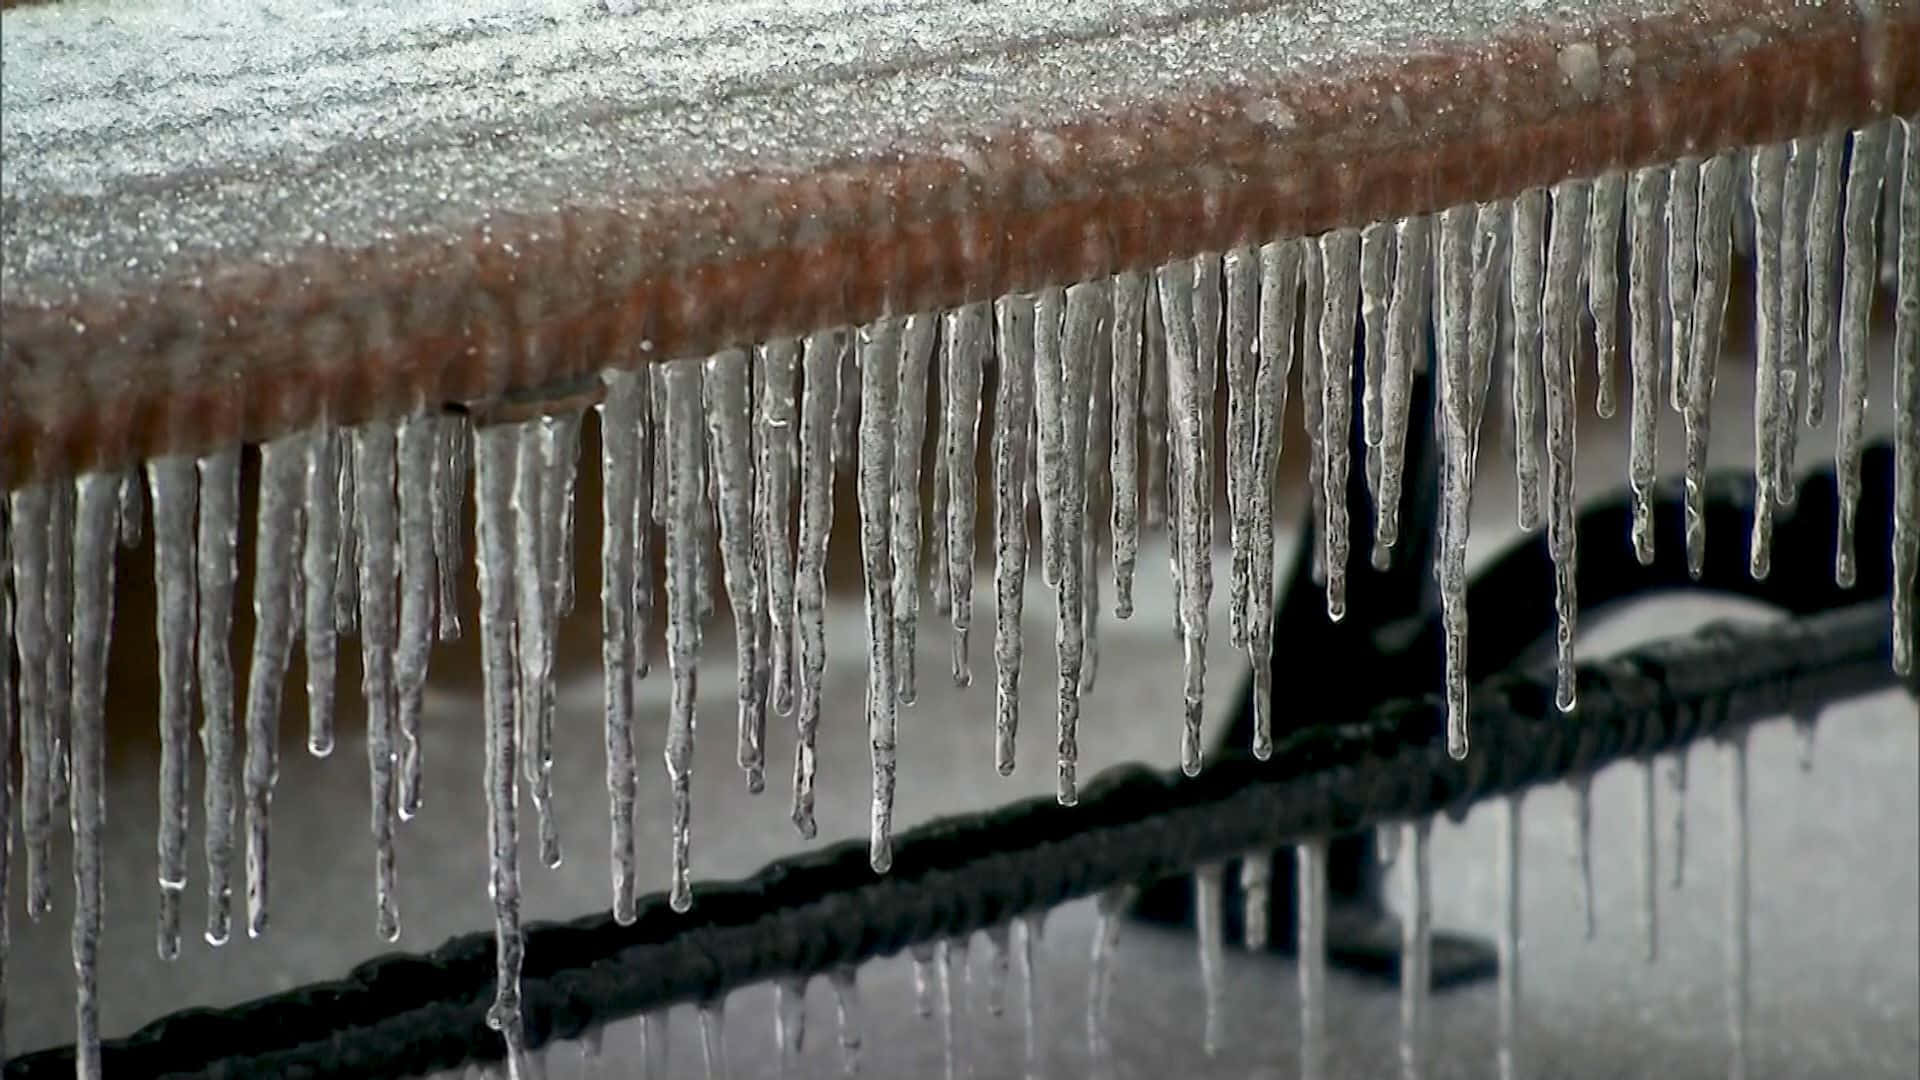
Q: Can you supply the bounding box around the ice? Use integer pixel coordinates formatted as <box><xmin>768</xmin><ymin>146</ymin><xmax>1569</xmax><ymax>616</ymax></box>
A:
<box><xmin>892</xmin><ymin>315</ymin><xmax>937</xmax><ymax>706</ymax></box>
<box><xmin>661</xmin><ymin>359</ymin><xmax>707</xmax><ymax>911</ymax></box>
<box><xmin>1158</xmin><ymin>260</ymin><xmax>1213</xmax><ymax>776</ymax></box>
<box><xmin>931</xmin><ymin>371</ymin><xmax>952</xmax><ymax>629</ymax></box>
<box><xmin>1247</xmin><ymin>239</ymin><xmax>1301</xmax><ymax>760</ymax></box>
<box><xmin>1684</xmin><ymin>153</ymin><xmax>1739</xmax><ymax>579</ymax></box>
<box><xmin>44</xmin><ymin>482</ymin><xmax>72</xmax><ymax>819</ymax></box>
<box><xmin>1320</xmin><ymin>229</ymin><xmax>1361</xmax><ymax>622</ymax></box>
<box><xmin>141</xmin><ymin>459</ymin><xmax>196</xmax><ymax>958</ymax></box>
<box><xmin>1142</xmin><ymin>278</ymin><xmax>1170</xmax><ymax>533</ymax></box>
<box><xmin>1894</xmin><ymin>115</ymin><xmax>1918</xmax><ymax>677</ymax></box>
<box><xmin>1109</xmin><ymin>275</ymin><xmax>1146</xmax><ymax>621</ymax></box>
<box><xmin>829</xmin><ymin>964</ymin><xmax>864</xmax><ymax>1076</ymax></box>
<box><xmin>303</xmin><ymin>429</ymin><xmax>343</xmax><ymax>758</ymax></box>
<box><xmin>335</xmin><ymin>437</ymin><xmax>360</xmax><ymax>636</ymax></box>
<box><xmin>854</xmin><ymin>319</ymin><xmax>903</xmax><ymax>869</ymax></box>
<box><xmin>598</xmin><ymin>371</ymin><xmax>645</xmax><ymax>924</ymax></box>
<box><xmin>700</xmin><ymin>999</ymin><xmax>730</xmax><ymax>1080</ymax></box>
<box><xmin>1589</xmin><ymin>172</ymin><xmax>1626</xmax><ymax>418</ymax></box>
<box><xmin>525</xmin><ymin>415</ymin><xmax>577</xmax><ymax>868</ymax></box>
<box><xmin>1725</xmin><ymin>732</ymin><xmax>1751</xmax><ymax>1080</ymax></box>
<box><xmin>1361</xmin><ymin>222</ymin><xmax>1393</xmax><ymax>499</ymax></box>
<box><xmin>775</xmin><ymin>975</ymin><xmax>807</xmax><ymax>1069</ymax></box>
<box><xmin>0</xmin><ymin>495</ymin><xmax>12</xmax><ymax>1051</ymax></box>
<box><xmin>1297</xmin><ymin>840</ymin><xmax>1329</xmax><ymax>1080</ymax></box>
<box><xmin>1240</xmin><ymin>850</ymin><xmax>1271</xmax><ymax>951</ymax></box>
<box><xmin>1749</xmin><ymin>144</ymin><xmax>1789</xmax><ymax>578</ymax></box>
<box><xmin>1776</xmin><ymin>138</ymin><xmax>1817</xmax><ymax>505</ymax></box>
<box><xmin>352</xmin><ymin>423</ymin><xmax>404</xmax><ymax>940</ymax></box>
<box><xmin>1628</xmin><ymin>167</ymin><xmax>1669</xmax><ymax>564</ymax></box>
<box><xmin>1087</xmin><ymin>885</ymin><xmax>1131</xmax><ymax>1066</ymax></box>
<box><xmin>1509</xmin><ymin>190</ymin><xmax>1548</xmax><ymax>534</ymax></box>
<box><xmin>1639</xmin><ymin>758</ymin><xmax>1660</xmax><ymax>961</ymax></box>
<box><xmin>1034</xmin><ymin>289</ymin><xmax>1067</xmax><ymax>591</ymax></box>
<box><xmin>1805</xmin><ymin>133</ymin><xmax>1846</xmax><ymax>428</ymax></box>
<box><xmin>703</xmin><ymin>349</ymin><xmax>763</xmax><ymax>791</ymax></box>
<box><xmin>243</xmin><ymin>438</ymin><xmax>305</xmax><ymax>938</ymax></box>
<box><xmin>474</xmin><ymin>422</ymin><xmax>528</xmax><ymax>1068</ymax></box>
<box><xmin>1496</xmin><ymin>797</ymin><xmax>1522</xmax><ymax>1080</ymax></box>
<box><xmin>197</xmin><ymin>449</ymin><xmax>241</xmax><ymax>946</ymax></box>
<box><xmin>1467</xmin><ymin>203</ymin><xmax>1512</xmax><ymax>487</ymax></box>
<box><xmin>1054</xmin><ymin>281</ymin><xmax>1106</xmax><ymax>804</ymax></box>
<box><xmin>1838</xmin><ymin>124</ymin><xmax>1892</xmax><ymax>588</ymax></box>
<box><xmin>1571</xmin><ymin>775</ymin><xmax>1597</xmax><ymax>939</ymax></box>
<box><xmin>993</xmin><ymin>296</ymin><xmax>1035</xmax><ymax>776</ymax></box>
<box><xmin>1301</xmin><ymin>241</ymin><xmax>1328</xmax><ymax>582</ymax></box>
<box><xmin>69</xmin><ymin>472</ymin><xmax>119</xmax><ymax>1080</ymax></box>
<box><xmin>1437</xmin><ymin>204</ymin><xmax>1477</xmax><ymax>756</ymax></box>
<box><xmin>7</xmin><ymin>485</ymin><xmax>53</xmax><ymax>922</ymax></box>
<box><xmin>1224</xmin><ymin>248</ymin><xmax>1257</xmax><ymax>648</ymax></box>
<box><xmin>1195</xmin><ymin>862</ymin><xmax>1226</xmax><ymax>1056</ymax></box>
<box><xmin>944</xmin><ymin>304</ymin><xmax>988</xmax><ymax>685</ymax></box>
<box><xmin>1380</xmin><ymin>215</ymin><xmax>1434</xmax><ymax>562</ymax></box>
<box><xmin>117</xmin><ymin>469</ymin><xmax>144</xmax><ymax>548</ymax></box>
<box><xmin>792</xmin><ymin>330</ymin><xmax>842</xmax><ymax>837</ymax></box>
<box><xmin>397</xmin><ymin>417</ymin><xmax>438</xmax><ymax>821</ymax></box>
<box><xmin>1542</xmin><ymin>180</ymin><xmax>1591</xmax><ymax>713</ymax></box>
<box><xmin>1668</xmin><ymin>157</ymin><xmax>1703</xmax><ymax>416</ymax></box>
<box><xmin>434</xmin><ymin>415</ymin><xmax>470</xmax><ymax>642</ymax></box>
<box><xmin>1400</xmin><ymin>819</ymin><xmax>1432</xmax><ymax>1080</ymax></box>
<box><xmin>758</xmin><ymin>339</ymin><xmax>801</xmax><ymax>715</ymax></box>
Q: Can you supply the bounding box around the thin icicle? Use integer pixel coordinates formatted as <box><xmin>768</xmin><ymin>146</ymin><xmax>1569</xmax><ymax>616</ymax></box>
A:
<box><xmin>856</xmin><ymin>321</ymin><xmax>902</xmax><ymax>870</ymax></box>
<box><xmin>478</xmin><ymin>420</ymin><xmax>529</xmax><ymax>1070</ymax></box>
<box><xmin>551</xmin><ymin>413</ymin><xmax>583</xmax><ymax>620</ymax></box>
<box><xmin>1725</xmin><ymin>732</ymin><xmax>1751</xmax><ymax>1080</ymax></box>
<box><xmin>1159</xmin><ymin>261</ymin><xmax>1212</xmax><ymax>776</ymax></box>
<box><xmin>1249</xmin><ymin>241</ymin><xmax>1301</xmax><ymax>759</ymax></box>
<box><xmin>1016</xmin><ymin>913</ymin><xmax>1044</xmax><ymax>1080</ymax></box>
<box><xmin>1297</xmin><ymin>840</ymin><xmax>1329</xmax><ymax>1080</ymax></box>
<box><xmin>892</xmin><ymin>314</ymin><xmax>937</xmax><ymax>707</ymax></box>
<box><xmin>1639</xmin><ymin>759</ymin><xmax>1659</xmax><ymax>961</ymax></box>
<box><xmin>1399</xmin><ymin>820</ymin><xmax>1434</xmax><ymax>1080</ymax></box>
<box><xmin>1381</xmin><ymin>216</ymin><xmax>1434</xmax><ymax>560</ymax></box>
<box><xmin>835</xmin><ymin>334</ymin><xmax>861</xmax><ymax>476</ymax></box>
<box><xmin>600</xmin><ymin>371</ymin><xmax>644</xmax><ymax>924</ymax></box>
<box><xmin>1838</xmin><ymin>130</ymin><xmax>1886</xmax><ymax>584</ymax></box>
<box><xmin>1142</xmin><ymin>279</ymin><xmax>1170</xmax><ymax>532</ymax></box>
<box><xmin>0</xmin><ymin>503</ymin><xmax>9</xmax><ymax>1056</ymax></box>
<box><xmin>1224</xmin><ymin>248</ymin><xmax>1258</xmax><ymax>647</ymax></box>
<box><xmin>198</xmin><ymin>449</ymin><xmax>241</xmax><ymax>946</ymax></box>
<box><xmin>775</xmin><ymin>976</ymin><xmax>808</xmax><ymax>1070</ymax></box>
<box><xmin>303</xmin><ymin>430</ymin><xmax>342</xmax><ymax>758</ymax></box>
<box><xmin>1750</xmin><ymin>144</ymin><xmax>1789</xmax><ymax>579</ymax></box>
<box><xmin>1087</xmin><ymin>885</ymin><xmax>1131</xmax><ymax>1065</ymax></box>
<box><xmin>44</xmin><ymin>483</ymin><xmax>72</xmax><ymax>824</ymax></box>
<box><xmin>1509</xmin><ymin>191</ymin><xmax>1548</xmax><ymax>534</ymax></box>
<box><xmin>993</xmin><ymin>296</ymin><xmax>1035</xmax><ymax>776</ymax></box>
<box><xmin>69</xmin><ymin>473</ymin><xmax>119</xmax><ymax>1080</ymax></box>
<box><xmin>1668</xmin><ymin>157</ymin><xmax>1703</xmax><ymax>416</ymax></box>
<box><xmin>1894</xmin><ymin>115</ymin><xmax>1918</xmax><ymax>677</ymax></box>
<box><xmin>1685</xmin><ymin>154</ymin><xmax>1739</xmax><ymax>579</ymax></box>
<box><xmin>1628</xmin><ymin>167</ymin><xmax>1668</xmax><ymax>564</ymax></box>
<box><xmin>1543</xmin><ymin>181</ymin><xmax>1590</xmax><ymax>713</ymax></box>
<box><xmin>523</xmin><ymin>416</ymin><xmax>575</xmax><ymax>869</ymax></box>
<box><xmin>1589</xmin><ymin>172</ymin><xmax>1626</xmax><ymax>418</ymax></box>
<box><xmin>1571</xmin><ymin>775</ymin><xmax>1597</xmax><ymax>940</ymax></box>
<box><xmin>1240</xmin><ymin>851</ymin><xmax>1271</xmax><ymax>951</ymax></box>
<box><xmin>8</xmin><ymin>485</ymin><xmax>53</xmax><ymax>924</ymax></box>
<box><xmin>758</xmin><ymin>340</ymin><xmax>800</xmax><ymax>715</ymax></box>
<box><xmin>1496</xmin><ymin>796</ymin><xmax>1522</xmax><ymax>1080</ymax></box>
<box><xmin>1437</xmin><ymin>204</ymin><xmax>1478</xmax><ymax>757</ymax></box>
<box><xmin>1361</xmin><ymin>222</ymin><xmax>1393</xmax><ymax>499</ymax></box>
<box><xmin>701</xmin><ymin>999</ymin><xmax>730</xmax><ymax>1080</ymax></box>
<box><xmin>1301</xmin><ymin>242</ymin><xmax>1329</xmax><ymax>582</ymax></box>
<box><xmin>792</xmin><ymin>331</ymin><xmax>841</xmax><ymax>836</ymax></box>
<box><xmin>1195</xmin><ymin>862</ymin><xmax>1226</xmax><ymax>1057</ymax></box>
<box><xmin>705</xmin><ymin>349</ymin><xmax>763</xmax><ymax>792</ymax></box>
<box><xmin>1080</xmin><ymin>307</ymin><xmax>1111</xmax><ymax>701</ymax></box>
<box><xmin>1052</xmin><ymin>282</ymin><xmax>1105</xmax><ymax>804</ymax></box>
<box><xmin>830</xmin><ymin>965</ymin><xmax>864</xmax><ymax>1076</ymax></box>
<box><xmin>930</xmin><ymin>377</ymin><xmax>951</xmax><ymax>627</ymax></box>
<box><xmin>434</xmin><ymin>415</ymin><xmax>469</xmax><ymax>642</ymax></box>
<box><xmin>1320</xmin><ymin>229</ymin><xmax>1360</xmax><ymax>622</ymax></box>
<box><xmin>243</xmin><ymin>439</ymin><xmax>304</xmax><ymax>938</ymax></box>
<box><xmin>396</xmin><ymin>418</ymin><xmax>437</xmax><ymax>821</ymax></box>
<box><xmin>1467</xmin><ymin>203</ymin><xmax>1512</xmax><ymax>486</ymax></box>
<box><xmin>1777</xmin><ymin>138</ymin><xmax>1816</xmax><ymax>505</ymax></box>
<box><xmin>662</xmin><ymin>360</ymin><xmax>707</xmax><ymax>911</ymax></box>
<box><xmin>944</xmin><ymin>305</ymin><xmax>988</xmax><ymax>686</ymax></box>
<box><xmin>1033</xmin><ymin>289</ymin><xmax>1068</xmax><ymax>592</ymax></box>
<box><xmin>336</xmin><ymin>436</ymin><xmax>360</xmax><ymax>636</ymax></box>
<box><xmin>145</xmin><ymin>457</ymin><xmax>196</xmax><ymax>959</ymax></box>
<box><xmin>1110</xmin><ymin>276</ymin><xmax>1145</xmax><ymax>620</ymax></box>
<box><xmin>353</xmin><ymin>423</ymin><xmax>404</xmax><ymax>940</ymax></box>
<box><xmin>1806</xmin><ymin>132</ymin><xmax>1846</xmax><ymax>428</ymax></box>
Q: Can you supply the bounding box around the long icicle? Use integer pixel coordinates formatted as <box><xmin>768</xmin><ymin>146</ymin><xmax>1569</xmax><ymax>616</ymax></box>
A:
<box><xmin>146</xmin><ymin>457</ymin><xmax>197</xmax><ymax>960</ymax></box>
<box><xmin>1224</xmin><ymin>248</ymin><xmax>1258</xmax><ymax>649</ymax></box>
<box><xmin>353</xmin><ymin>422</ymin><xmax>404</xmax><ymax>940</ymax></box>
<box><xmin>1805</xmin><ymin>132</ymin><xmax>1846</xmax><ymax>428</ymax></box>
<box><xmin>1684</xmin><ymin>153</ymin><xmax>1739</xmax><ymax>579</ymax></box>
<box><xmin>1776</xmin><ymin>138</ymin><xmax>1816</xmax><ymax>505</ymax></box>
<box><xmin>1590</xmin><ymin>172</ymin><xmax>1627</xmax><ymax>419</ymax></box>
<box><xmin>433</xmin><ymin>414</ymin><xmax>469</xmax><ymax>642</ymax></box>
<box><xmin>662</xmin><ymin>359</ymin><xmax>708</xmax><ymax>910</ymax></box>
<box><xmin>8</xmin><ymin>485</ymin><xmax>52</xmax><ymax>926</ymax></box>
<box><xmin>1668</xmin><ymin>156</ymin><xmax>1703</xmax><ymax>417</ymax></box>
<box><xmin>1466</xmin><ymin>202</ymin><xmax>1512</xmax><ymax>488</ymax></box>
<box><xmin>197</xmin><ymin>449</ymin><xmax>241</xmax><ymax>946</ymax></box>
<box><xmin>0</xmin><ymin>500</ymin><xmax>9</xmax><ymax>1057</ymax></box>
<box><xmin>1033</xmin><ymin>289</ymin><xmax>1067</xmax><ymax>592</ymax></box>
<box><xmin>857</xmin><ymin>320</ymin><xmax>902</xmax><ymax>871</ymax></box>
<box><xmin>892</xmin><ymin>314</ymin><xmax>937</xmax><ymax>707</ymax></box>
<box><xmin>704</xmin><ymin>349</ymin><xmax>762</xmax><ymax>792</ymax></box>
<box><xmin>1749</xmin><ymin>144</ymin><xmax>1789</xmax><ymax>579</ymax></box>
<box><xmin>396</xmin><ymin>416</ymin><xmax>438</xmax><ymax>821</ymax></box>
<box><xmin>1542</xmin><ymin>180</ymin><xmax>1591</xmax><ymax>713</ymax></box>
<box><xmin>1837</xmin><ymin>122</ymin><xmax>1892</xmax><ymax>588</ymax></box>
<box><xmin>44</xmin><ymin>482</ymin><xmax>72</xmax><ymax>819</ymax></box>
<box><xmin>1250</xmin><ymin>240</ymin><xmax>1301</xmax><ymax>759</ymax></box>
<box><xmin>945</xmin><ymin>304</ymin><xmax>988</xmax><ymax>685</ymax></box>
<box><xmin>1321</xmin><ymin>229</ymin><xmax>1361</xmax><ymax>622</ymax></box>
<box><xmin>1302</xmin><ymin>242</ymin><xmax>1328</xmax><ymax>582</ymax></box>
<box><xmin>1628</xmin><ymin>167</ymin><xmax>1669</xmax><ymax>565</ymax></box>
<box><xmin>243</xmin><ymin>438</ymin><xmax>305</xmax><ymax>938</ymax></box>
<box><xmin>1361</xmin><ymin>222</ymin><xmax>1393</xmax><ymax>500</ymax></box>
<box><xmin>69</xmin><ymin>472</ymin><xmax>120</xmax><ymax>1080</ymax></box>
<box><xmin>303</xmin><ymin>429</ymin><xmax>342</xmax><ymax>758</ymax></box>
<box><xmin>793</xmin><ymin>331</ymin><xmax>841</xmax><ymax>836</ymax></box>
<box><xmin>1437</xmin><ymin>204</ymin><xmax>1478</xmax><ymax>756</ymax></box>
<box><xmin>994</xmin><ymin>296</ymin><xmax>1036</xmax><ymax>776</ymax></box>
<box><xmin>1381</xmin><ymin>215</ymin><xmax>1434</xmax><ymax>560</ymax></box>
<box><xmin>599</xmin><ymin>370</ymin><xmax>644</xmax><ymax>924</ymax></box>
<box><xmin>1893</xmin><ymin>115</ymin><xmax>1918</xmax><ymax>677</ymax></box>
<box><xmin>1110</xmin><ymin>276</ymin><xmax>1145</xmax><ymax>621</ymax></box>
<box><xmin>1159</xmin><ymin>260</ymin><xmax>1210</xmax><ymax>776</ymax></box>
<box><xmin>1055</xmin><ymin>281</ymin><xmax>1105</xmax><ymax>804</ymax></box>
<box><xmin>760</xmin><ymin>340</ymin><xmax>801</xmax><ymax>715</ymax></box>
<box><xmin>1509</xmin><ymin>191</ymin><xmax>1548</xmax><ymax>534</ymax></box>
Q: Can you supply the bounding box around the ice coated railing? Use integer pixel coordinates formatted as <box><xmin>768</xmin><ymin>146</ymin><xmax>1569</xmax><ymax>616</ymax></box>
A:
<box><xmin>2</xmin><ymin>1</ymin><xmax>1917</xmax><ymax>1077</ymax></box>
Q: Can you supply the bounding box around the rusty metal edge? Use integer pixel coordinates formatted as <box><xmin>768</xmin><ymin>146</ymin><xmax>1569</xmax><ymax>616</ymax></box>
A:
<box><xmin>3</xmin><ymin>0</ymin><xmax>1916</xmax><ymax>488</ymax></box>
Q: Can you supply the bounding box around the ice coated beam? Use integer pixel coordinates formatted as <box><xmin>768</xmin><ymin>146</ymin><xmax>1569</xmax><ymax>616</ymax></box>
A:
<box><xmin>2</xmin><ymin>0</ymin><xmax>1914</xmax><ymax>486</ymax></box>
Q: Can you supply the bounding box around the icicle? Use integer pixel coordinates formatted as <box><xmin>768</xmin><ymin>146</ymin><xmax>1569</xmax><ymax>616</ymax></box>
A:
<box><xmin>1079</xmin><ymin>319</ymin><xmax>1111</xmax><ymax>701</ymax></box>
<box><xmin>704</xmin><ymin>349</ymin><xmax>763</xmax><ymax>792</ymax></box>
<box><xmin>551</xmin><ymin>413</ymin><xmax>583</xmax><ymax>621</ymax></box>
<box><xmin>1195</xmin><ymin>862</ymin><xmax>1226</xmax><ymax>1057</ymax></box>
<box><xmin>1033</xmin><ymin>289</ymin><xmax>1068</xmax><ymax>592</ymax></box>
<box><xmin>522</xmin><ymin>415</ymin><xmax>576</xmax><ymax>869</ymax></box>
<box><xmin>1297</xmin><ymin>840</ymin><xmax>1329</xmax><ymax>1080</ymax></box>
<box><xmin>700</xmin><ymin>999</ymin><xmax>730</xmax><ymax>1080</ymax></box>
<box><xmin>1242</xmin><ymin>241</ymin><xmax>1300</xmax><ymax>760</ymax></box>
<box><xmin>64</xmin><ymin>474</ymin><xmax>117</xmax><ymax>1079</ymax></box>
<box><xmin>1142</xmin><ymin>279</ymin><xmax>1170</xmax><ymax>532</ymax></box>
<box><xmin>600</xmin><ymin>371</ymin><xmax>644</xmax><ymax>924</ymax></box>
<box><xmin>1684</xmin><ymin>154</ymin><xmax>1739</xmax><ymax>580</ymax></box>
<box><xmin>1110</xmin><ymin>276</ymin><xmax>1145</xmax><ymax>620</ymax></box>
<box><xmin>1240</xmin><ymin>851</ymin><xmax>1271</xmax><ymax>951</ymax></box>
<box><xmin>945</xmin><ymin>304</ymin><xmax>989</xmax><ymax>686</ymax></box>
<box><xmin>1628</xmin><ymin>167</ymin><xmax>1668</xmax><ymax>564</ymax></box>
<box><xmin>1670</xmin><ymin>747</ymin><xmax>1690</xmax><ymax>889</ymax></box>
<box><xmin>856</xmin><ymin>320</ymin><xmax>902</xmax><ymax>870</ymax></box>
<box><xmin>985</xmin><ymin>923</ymin><xmax>1013</xmax><ymax>1017</ymax></box>
<box><xmin>1381</xmin><ymin>216</ymin><xmax>1435</xmax><ymax>560</ymax></box>
<box><xmin>835</xmin><ymin>334</ymin><xmax>861</xmax><ymax>477</ymax></box>
<box><xmin>1777</xmin><ymin>138</ymin><xmax>1816</xmax><ymax>504</ymax></box>
<box><xmin>1890</xmin><ymin>116</ymin><xmax>1917</xmax><ymax>677</ymax></box>
<box><xmin>1750</xmin><ymin>144</ymin><xmax>1789</xmax><ymax>579</ymax></box>
<box><xmin>892</xmin><ymin>314</ymin><xmax>937</xmax><ymax>707</ymax></box>
<box><xmin>1668</xmin><ymin>157</ymin><xmax>1702</xmax><ymax>416</ymax></box>
<box><xmin>1087</xmin><ymin>886</ymin><xmax>1131</xmax><ymax>1065</ymax></box>
<box><xmin>198</xmin><ymin>449</ymin><xmax>241</xmax><ymax>946</ymax></box>
<box><xmin>938</xmin><ymin>937</ymin><xmax>969</xmax><ymax>1080</ymax></box>
<box><xmin>45</xmin><ymin>482</ymin><xmax>72</xmax><ymax>821</ymax></box>
<box><xmin>1399</xmin><ymin>819</ymin><xmax>1432</xmax><ymax>1080</ymax></box>
<box><xmin>662</xmin><ymin>360</ymin><xmax>707</xmax><ymax>910</ymax></box>
<box><xmin>1437</xmin><ymin>204</ymin><xmax>1477</xmax><ymax>757</ymax></box>
<box><xmin>144</xmin><ymin>460</ymin><xmax>196</xmax><ymax>958</ymax></box>
<box><xmin>434</xmin><ymin>415</ymin><xmax>469</xmax><ymax>642</ymax></box>
<box><xmin>930</xmin><ymin>379</ymin><xmax>951</xmax><ymax>628</ymax></box>
<box><xmin>1570</xmin><ymin>775</ymin><xmax>1597</xmax><ymax>940</ymax></box>
<box><xmin>1016</xmin><ymin>913</ymin><xmax>1045</xmax><ymax>1080</ymax></box>
<box><xmin>1590</xmin><ymin>172</ymin><xmax>1626</xmax><ymax>418</ymax></box>
<box><xmin>1509</xmin><ymin>191</ymin><xmax>1548</xmax><ymax>534</ymax></box>
<box><xmin>1051</xmin><ymin>282</ymin><xmax>1105</xmax><ymax>804</ymax></box>
<box><xmin>8</xmin><ymin>485</ymin><xmax>53</xmax><ymax>924</ymax></box>
<box><xmin>1467</xmin><ymin>202</ymin><xmax>1512</xmax><ymax>485</ymax></box>
<box><xmin>353</xmin><ymin>422</ymin><xmax>404</xmax><ymax>940</ymax></box>
<box><xmin>1543</xmin><ymin>181</ymin><xmax>1590</xmax><ymax>712</ymax></box>
<box><xmin>775</xmin><ymin>976</ymin><xmax>808</xmax><ymax>1069</ymax></box>
<box><xmin>336</xmin><ymin>436</ymin><xmax>360</xmax><ymax>635</ymax></box>
<box><xmin>829</xmin><ymin>965</ymin><xmax>864</xmax><ymax>1076</ymax></box>
<box><xmin>303</xmin><ymin>429</ymin><xmax>342</xmax><ymax>757</ymax></box>
<box><xmin>1320</xmin><ymin>229</ymin><xmax>1360</xmax><ymax>621</ymax></box>
<box><xmin>641</xmin><ymin>1012</ymin><xmax>671</xmax><ymax>1079</ymax></box>
<box><xmin>757</xmin><ymin>339</ymin><xmax>801</xmax><ymax>716</ymax></box>
<box><xmin>1224</xmin><ymin>248</ymin><xmax>1258</xmax><ymax>647</ymax></box>
<box><xmin>993</xmin><ymin>296</ymin><xmax>1036</xmax><ymax>776</ymax></box>
<box><xmin>1725</xmin><ymin>732</ymin><xmax>1751</xmax><ymax>1080</ymax></box>
<box><xmin>1158</xmin><ymin>261</ymin><xmax>1212</xmax><ymax>776</ymax></box>
<box><xmin>396</xmin><ymin>417</ymin><xmax>437</xmax><ymax>821</ymax></box>
<box><xmin>1496</xmin><ymin>797</ymin><xmax>1522</xmax><ymax>1080</ymax></box>
<box><xmin>792</xmin><ymin>332</ymin><xmax>840</xmax><ymax>836</ymax></box>
<box><xmin>1805</xmin><ymin>132</ymin><xmax>1846</xmax><ymax>428</ymax></box>
<box><xmin>0</xmin><ymin>504</ymin><xmax>10</xmax><ymax>1056</ymax></box>
<box><xmin>1360</xmin><ymin>222</ymin><xmax>1393</xmax><ymax>498</ymax></box>
<box><xmin>1301</xmin><ymin>241</ymin><xmax>1329</xmax><ymax>582</ymax></box>
<box><xmin>1639</xmin><ymin>759</ymin><xmax>1659</xmax><ymax>961</ymax></box>
<box><xmin>243</xmin><ymin>438</ymin><xmax>304</xmax><ymax>938</ymax></box>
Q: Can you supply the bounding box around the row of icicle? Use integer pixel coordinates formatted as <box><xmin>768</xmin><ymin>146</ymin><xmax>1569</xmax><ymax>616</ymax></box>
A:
<box><xmin>0</xmin><ymin>117</ymin><xmax>1914</xmax><ymax>1075</ymax></box>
